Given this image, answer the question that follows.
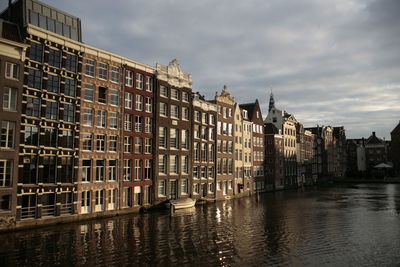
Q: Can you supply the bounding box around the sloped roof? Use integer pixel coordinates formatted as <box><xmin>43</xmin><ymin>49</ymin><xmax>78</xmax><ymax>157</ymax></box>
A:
<box><xmin>239</xmin><ymin>102</ymin><xmax>256</xmax><ymax>120</ymax></box>
<box><xmin>366</xmin><ymin>133</ymin><xmax>384</xmax><ymax>145</ymax></box>
<box><xmin>391</xmin><ymin>121</ymin><xmax>400</xmax><ymax>136</ymax></box>
<box><xmin>1</xmin><ymin>20</ymin><xmax>22</xmax><ymax>42</ymax></box>
<box><xmin>264</xmin><ymin>123</ymin><xmax>279</xmax><ymax>134</ymax></box>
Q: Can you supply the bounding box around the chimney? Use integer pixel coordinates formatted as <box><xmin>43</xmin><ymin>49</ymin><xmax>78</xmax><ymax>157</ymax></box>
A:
<box><xmin>8</xmin><ymin>0</ymin><xmax>12</xmax><ymax>21</ymax></box>
<box><xmin>372</xmin><ymin>131</ymin><xmax>376</xmax><ymax>137</ymax></box>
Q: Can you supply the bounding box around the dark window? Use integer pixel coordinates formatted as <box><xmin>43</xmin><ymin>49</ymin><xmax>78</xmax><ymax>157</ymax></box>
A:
<box><xmin>98</xmin><ymin>87</ymin><xmax>107</xmax><ymax>104</ymax></box>
<box><xmin>63</xmin><ymin>103</ymin><xmax>75</xmax><ymax>122</ymax></box>
<box><xmin>56</xmin><ymin>21</ymin><xmax>63</xmax><ymax>35</ymax></box>
<box><xmin>47</xmin><ymin>74</ymin><xmax>59</xmax><ymax>93</ymax></box>
<box><xmin>42</xmin><ymin>156</ymin><xmax>56</xmax><ymax>183</ymax></box>
<box><xmin>24</xmin><ymin>126</ymin><xmax>39</xmax><ymax>146</ymax></box>
<box><xmin>65</xmin><ymin>54</ymin><xmax>77</xmax><ymax>72</ymax></box>
<box><xmin>30</xmin><ymin>10</ymin><xmax>39</xmax><ymax>26</ymax></box>
<box><xmin>60</xmin><ymin>130</ymin><xmax>74</xmax><ymax>149</ymax></box>
<box><xmin>63</xmin><ymin>24</ymin><xmax>71</xmax><ymax>38</ymax></box>
<box><xmin>28</xmin><ymin>69</ymin><xmax>42</xmax><ymax>89</ymax></box>
<box><xmin>39</xmin><ymin>15</ymin><xmax>46</xmax><ymax>29</ymax></box>
<box><xmin>84</xmin><ymin>84</ymin><xmax>95</xmax><ymax>101</ymax></box>
<box><xmin>48</xmin><ymin>49</ymin><xmax>61</xmax><ymax>68</ymax></box>
<box><xmin>22</xmin><ymin>155</ymin><xmax>37</xmax><ymax>184</ymax></box>
<box><xmin>59</xmin><ymin>157</ymin><xmax>73</xmax><ymax>183</ymax></box>
<box><xmin>45</xmin><ymin>102</ymin><xmax>58</xmax><ymax>120</ymax></box>
<box><xmin>47</xmin><ymin>18</ymin><xmax>55</xmax><ymax>32</ymax></box>
<box><xmin>64</xmin><ymin>79</ymin><xmax>76</xmax><ymax>96</ymax></box>
<box><xmin>43</xmin><ymin>128</ymin><xmax>57</xmax><ymax>147</ymax></box>
<box><xmin>0</xmin><ymin>195</ymin><xmax>11</xmax><ymax>211</ymax></box>
<box><xmin>29</xmin><ymin>42</ymin><xmax>43</xmax><ymax>62</ymax></box>
<box><xmin>26</xmin><ymin>97</ymin><xmax>41</xmax><ymax>117</ymax></box>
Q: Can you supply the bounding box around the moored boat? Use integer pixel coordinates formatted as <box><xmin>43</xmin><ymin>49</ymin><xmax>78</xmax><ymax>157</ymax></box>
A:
<box><xmin>165</xmin><ymin>198</ymin><xmax>196</xmax><ymax>210</ymax></box>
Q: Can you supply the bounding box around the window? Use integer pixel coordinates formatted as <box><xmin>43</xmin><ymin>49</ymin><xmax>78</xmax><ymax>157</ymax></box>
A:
<box><xmin>209</xmin><ymin>144</ymin><xmax>215</xmax><ymax>161</ymax></box>
<box><xmin>171</xmin><ymin>105</ymin><xmax>179</xmax><ymax>119</ymax></box>
<box><xmin>81</xmin><ymin>191</ymin><xmax>91</xmax><ymax>213</ymax></box>
<box><xmin>28</xmin><ymin>69</ymin><xmax>42</xmax><ymax>89</ymax></box>
<box><xmin>111</xmin><ymin>66</ymin><xmax>120</xmax><ymax>83</ymax></box>
<box><xmin>29</xmin><ymin>42</ymin><xmax>43</xmax><ymax>62</ymax></box>
<box><xmin>208</xmin><ymin>167</ymin><xmax>214</xmax><ymax>178</ymax></box>
<box><xmin>98</xmin><ymin>87</ymin><xmax>107</xmax><ymax>104</ymax></box>
<box><xmin>97</xmin><ymin>110</ymin><xmax>107</xmax><ymax>128</ymax></box>
<box><xmin>124</xmin><ymin>114</ymin><xmax>132</xmax><ymax>131</ymax></box>
<box><xmin>182</xmin><ymin>92</ymin><xmax>189</xmax><ymax>102</ymax></box>
<box><xmin>159</xmin><ymin>155</ymin><xmax>167</xmax><ymax>174</ymax></box>
<box><xmin>181</xmin><ymin>179</ymin><xmax>188</xmax><ymax>195</ymax></box>
<box><xmin>201</xmin><ymin>143</ymin><xmax>207</xmax><ymax>161</ymax></box>
<box><xmin>144</xmin><ymin>117</ymin><xmax>152</xmax><ymax>133</ymax></box>
<box><xmin>24</xmin><ymin>126</ymin><xmax>39</xmax><ymax>146</ymax></box>
<box><xmin>122</xmin><ymin>187</ymin><xmax>132</xmax><ymax>207</ymax></box>
<box><xmin>170</xmin><ymin>155</ymin><xmax>178</xmax><ymax>174</ymax></box>
<box><xmin>65</xmin><ymin>54</ymin><xmax>77</xmax><ymax>72</ymax></box>
<box><xmin>135</xmin><ymin>116</ymin><xmax>142</xmax><ymax>132</ymax></box>
<box><xmin>98</xmin><ymin>63</ymin><xmax>108</xmax><ymax>80</ymax></box>
<box><xmin>82</xmin><ymin>133</ymin><xmax>93</xmax><ymax>150</ymax></box>
<box><xmin>145</xmin><ymin>138</ymin><xmax>152</xmax><ymax>154</ymax></box>
<box><xmin>82</xmin><ymin>160</ymin><xmax>92</xmax><ymax>182</ymax></box>
<box><xmin>124</xmin><ymin>159</ymin><xmax>132</xmax><ymax>181</ymax></box>
<box><xmin>83</xmin><ymin>108</ymin><xmax>94</xmax><ymax>126</ymax></box>
<box><xmin>125</xmin><ymin>70</ymin><xmax>133</xmax><ymax>87</ymax></box>
<box><xmin>109</xmin><ymin>112</ymin><xmax>118</xmax><ymax>129</ymax></box>
<box><xmin>136</xmin><ymin>73</ymin><xmax>143</xmax><ymax>89</ymax></box>
<box><xmin>135</xmin><ymin>95</ymin><xmax>143</xmax><ymax>111</ymax></box>
<box><xmin>110</xmin><ymin>90</ymin><xmax>120</xmax><ymax>106</ymax></box>
<box><xmin>193</xmin><ymin>166</ymin><xmax>199</xmax><ymax>178</ymax></box>
<box><xmin>145</xmin><ymin>97</ymin><xmax>153</xmax><ymax>113</ymax></box>
<box><xmin>109</xmin><ymin>160</ymin><xmax>117</xmax><ymax>181</ymax></box>
<box><xmin>182</xmin><ymin>107</ymin><xmax>189</xmax><ymax>120</ymax></box>
<box><xmin>46</xmin><ymin>74</ymin><xmax>59</xmax><ymax>93</ymax></box>
<box><xmin>158</xmin><ymin>180</ymin><xmax>166</xmax><ymax>196</ymax></box>
<box><xmin>95</xmin><ymin>189</ymin><xmax>104</xmax><ymax>211</ymax></box>
<box><xmin>5</xmin><ymin>62</ymin><xmax>19</xmax><ymax>80</ymax></box>
<box><xmin>144</xmin><ymin>160</ymin><xmax>152</xmax><ymax>179</ymax></box>
<box><xmin>45</xmin><ymin>101</ymin><xmax>58</xmax><ymax>120</ymax></box>
<box><xmin>42</xmin><ymin>156</ymin><xmax>56</xmax><ymax>183</ymax></box>
<box><xmin>160</xmin><ymin>86</ymin><xmax>168</xmax><ymax>97</ymax></box>
<box><xmin>124</xmin><ymin>136</ymin><xmax>132</xmax><ymax>153</ymax></box>
<box><xmin>96</xmin><ymin>135</ymin><xmax>106</xmax><ymax>152</ymax></box>
<box><xmin>0</xmin><ymin>160</ymin><xmax>12</xmax><ymax>187</ymax></box>
<box><xmin>63</xmin><ymin>103</ymin><xmax>75</xmax><ymax>122</ymax></box>
<box><xmin>171</xmin><ymin>89</ymin><xmax>179</xmax><ymax>100</ymax></box>
<box><xmin>182</xmin><ymin>156</ymin><xmax>189</xmax><ymax>174</ymax></box>
<box><xmin>84</xmin><ymin>84</ymin><xmax>95</xmax><ymax>101</ymax></box>
<box><xmin>109</xmin><ymin>136</ymin><xmax>117</xmax><ymax>152</ymax></box>
<box><xmin>194</xmin><ymin>142</ymin><xmax>200</xmax><ymax>161</ymax></box>
<box><xmin>60</xmin><ymin>130</ymin><xmax>74</xmax><ymax>148</ymax></box>
<box><xmin>64</xmin><ymin>78</ymin><xmax>76</xmax><ymax>97</ymax></box>
<box><xmin>145</xmin><ymin>76</ymin><xmax>153</xmax><ymax>92</ymax></box>
<box><xmin>210</xmin><ymin>114</ymin><xmax>215</xmax><ymax>124</ymax></box>
<box><xmin>159</xmin><ymin>127</ymin><xmax>167</xmax><ymax>148</ymax></box>
<box><xmin>3</xmin><ymin>87</ymin><xmax>17</xmax><ymax>111</ymax></box>
<box><xmin>181</xmin><ymin>130</ymin><xmax>189</xmax><ymax>150</ymax></box>
<box><xmin>135</xmin><ymin>159</ymin><xmax>142</xmax><ymax>180</ymax></box>
<box><xmin>22</xmin><ymin>155</ymin><xmax>37</xmax><ymax>184</ymax></box>
<box><xmin>43</xmin><ymin>128</ymin><xmax>57</xmax><ymax>147</ymax></box>
<box><xmin>170</xmin><ymin>128</ymin><xmax>178</xmax><ymax>149</ymax></box>
<box><xmin>193</xmin><ymin>183</ymin><xmax>199</xmax><ymax>194</ymax></box>
<box><xmin>95</xmin><ymin>160</ymin><xmax>105</xmax><ymax>181</ymax></box>
<box><xmin>194</xmin><ymin>111</ymin><xmax>201</xmax><ymax>122</ymax></box>
<box><xmin>125</xmin><ymin>93</ymin><xmax>133</xmax><ymax>109</ymax></box>
<box><xmin>59</xmin><ymin>157</ymin><xmax>73</xmax><ymax>183</ymax></box>
<box><xmin>134</xmin><ymin>137</ymin><xmax>143</xmax><ymax>154</ymax></box>
<box><xmin>160</xmin><ymin>102</ymin><xmax>167</xmax><ymax>117</ymax></box>
<box><xmin>47</xmin><ymin>48</ymin><xmax>61</xmax><ymax>68</ymax></box>
<box><xmin>85</xmin><ymin>59</ymin><xmax>96</xmax><ymax>77</ymax></box>
<box><xmin>201</xmin><ymin>166</ymin><xmax>206</xmax><ymax>178</ymax></box>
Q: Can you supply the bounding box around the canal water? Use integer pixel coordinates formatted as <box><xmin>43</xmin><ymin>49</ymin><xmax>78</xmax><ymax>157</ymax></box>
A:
<box><xmin>1</xmin><ymin>184</ymin><xmax>400</xmax><ymax>266</ymax></box>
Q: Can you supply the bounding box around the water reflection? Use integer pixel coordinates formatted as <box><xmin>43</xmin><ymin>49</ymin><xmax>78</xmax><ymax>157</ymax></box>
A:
<box><xmin>1</xmin><ymin>184</ymin><xmax>400</xmax><ymax>266</ymax></box>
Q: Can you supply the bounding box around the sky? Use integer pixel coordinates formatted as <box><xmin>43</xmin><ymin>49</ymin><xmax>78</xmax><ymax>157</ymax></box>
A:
<box><xmin>4</xmin><ymin>0</ymin><xmax>400</xmax><ymax>139</ymax></box>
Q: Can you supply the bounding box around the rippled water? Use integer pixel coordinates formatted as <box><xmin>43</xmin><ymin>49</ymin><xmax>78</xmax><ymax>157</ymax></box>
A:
<box><xmin>1</xmin><ymin>184</ymin><xmax>400</xmax><ymax>266</ymax></box>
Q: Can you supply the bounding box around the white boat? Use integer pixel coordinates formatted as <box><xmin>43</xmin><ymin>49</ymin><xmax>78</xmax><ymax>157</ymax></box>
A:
<box><xmin>165</xmin><ymin>198</ymin><xmax>196</xmax><ymax>210</ymax></box>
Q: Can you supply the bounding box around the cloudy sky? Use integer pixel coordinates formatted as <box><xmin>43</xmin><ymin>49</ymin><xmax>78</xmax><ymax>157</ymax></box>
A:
<box><xmin>5</xmin><ymin>0</ymin><xmax>400</xmax><ymax>139</ymax></box>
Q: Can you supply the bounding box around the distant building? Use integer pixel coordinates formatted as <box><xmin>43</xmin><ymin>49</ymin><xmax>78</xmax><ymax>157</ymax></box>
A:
<box><xmin>333</xmin><ymin>126</ymin><xmax>347</xmax><ymax>177</ymax></box>
<box><xmin>264</xmin><ymin>123</ymin><xmax>284</xmax><ymax>190</ymax></box>
<box><xmin>296</xmin><ymin>123</ymin><xmax>316</xmax><ymax>185</ymax></box>
<box><xmin>365</xmin><ymin>132</ymin><xmax>389</xmax><ymax>174</ymax></box>
<box><xmin>346</xmin><ymin>138</ymin><xmax>367</xmax><ymax>177</ymax></box>
<box><xmin>391</xmin><ymin>121</ymin><xmax>400</xmax><ymax>174</ymax></box>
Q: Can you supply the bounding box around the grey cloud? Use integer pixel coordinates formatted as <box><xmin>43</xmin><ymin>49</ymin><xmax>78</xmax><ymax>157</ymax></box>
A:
<box><xmin>35</xmin><ymin>0</ymin><xmax>400</xmax><ymax>139</ymax></box>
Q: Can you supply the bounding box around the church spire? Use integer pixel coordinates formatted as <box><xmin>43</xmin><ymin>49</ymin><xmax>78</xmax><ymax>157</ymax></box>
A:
<box><xmin>268</xmin><ymin>88</ymin><xmax>275</xmax><ymax>112</ymax></box>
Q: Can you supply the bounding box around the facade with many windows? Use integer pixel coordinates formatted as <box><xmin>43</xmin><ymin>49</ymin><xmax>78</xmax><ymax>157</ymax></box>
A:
<box><xmin>191</xmin><ymin>93</ymin><xmax>217</xmax><ymax>200</ymax></box>
<box><xmin>154</xmin><ymin>60</ymin><xmax>192</xmax><ymax>203</ymax></box>
<box><xmin>123</xmin><ymin>64</ymin><xmax>155</xmax><ymax>209</ymax></box>
<box><xmin>213</xmin><ymin>86</ymin><xmax>235</xmax><ymax>199</ymax></box>
<box><xmin>0</xmin><ymin>23</ymin><xmax>27</xmax><ymax>224</ymax></box>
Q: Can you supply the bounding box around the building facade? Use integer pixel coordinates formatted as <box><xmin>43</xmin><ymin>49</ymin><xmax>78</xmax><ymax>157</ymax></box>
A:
<box><xmin>264</xmin><ymin>123</ymin><xmax>284</xmax><ymax>190</ymax></box>
<box><xmin>154</xmin><ymin>60</ymin><xmax>192</xmax><ymax>203</ymax></box>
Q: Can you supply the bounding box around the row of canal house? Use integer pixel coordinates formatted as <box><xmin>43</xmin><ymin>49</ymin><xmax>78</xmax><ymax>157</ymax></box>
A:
<box><xmin>0</xmin><ymin>0</ymin><xmax>270</xmax><ymax>228</ymax></box>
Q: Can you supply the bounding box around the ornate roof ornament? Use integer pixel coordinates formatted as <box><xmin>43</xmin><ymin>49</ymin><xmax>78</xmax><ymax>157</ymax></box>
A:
<box><xmin>156</xmin><ymin>59</ymin><xmax>192</xmax><ymax>88</ymax></box>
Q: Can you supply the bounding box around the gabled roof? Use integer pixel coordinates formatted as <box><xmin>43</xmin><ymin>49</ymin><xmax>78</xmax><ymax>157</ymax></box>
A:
<box><xmin>391</xmin><ymin>121</ymin><xmax>400</xmax><ymax>136</ymax></box>
<box><xmin>239</xmin><ymin>102</ymin><xmax>256</xmax><ymax>120</ymax></box>
<box><xmin>366</xmin><ymin>132</ymin><xmax>384</xmax><ymax>145</ymax></box>
<box><xmin>264</xmin><ymin>123</ymin><xmax>279</xmax><ymax>134</ymax></box>
<box><xmin>1</xmin><ymin>20</ymin><xmax>22</xmax><ymax>42</ymax></box>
